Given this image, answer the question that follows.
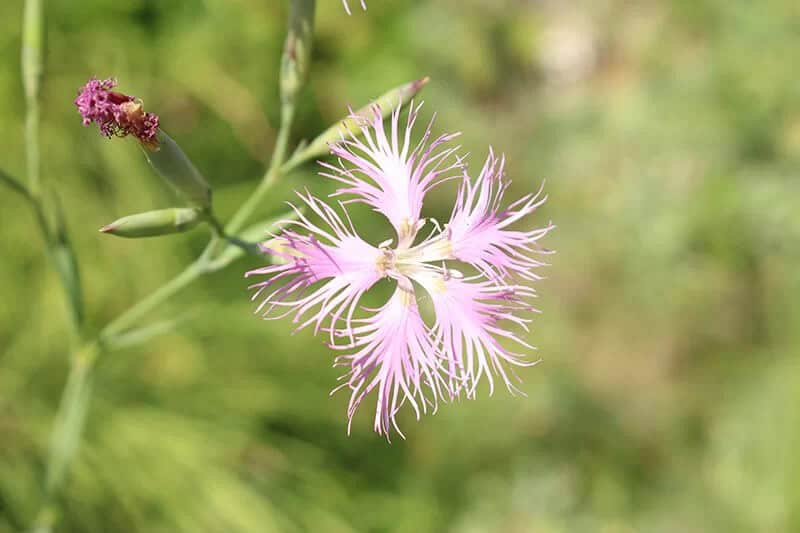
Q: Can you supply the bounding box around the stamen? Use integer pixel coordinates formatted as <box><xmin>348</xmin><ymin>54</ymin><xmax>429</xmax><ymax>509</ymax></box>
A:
<box><xmin>375</xmin><ymin>246</ymin><xmax>396</xmax><ymax>275</ymax></box>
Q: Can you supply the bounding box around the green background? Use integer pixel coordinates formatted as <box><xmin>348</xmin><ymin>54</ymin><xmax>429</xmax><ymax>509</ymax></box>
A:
<box><xmin>2</xmin><ymin>0</ymin><xmax>800</xmax><ymax>531</ymax></box>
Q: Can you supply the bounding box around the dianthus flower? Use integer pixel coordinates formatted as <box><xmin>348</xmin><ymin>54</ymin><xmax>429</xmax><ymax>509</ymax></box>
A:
<box><xmin>75</xmin><ymin>77</ymin><xmax>159</xmax><ymax>148</ymax></box>
<box><xmin>247</xmin><ymin>103</ymin><xmax>554</xmax><ymax>438</ymax></box>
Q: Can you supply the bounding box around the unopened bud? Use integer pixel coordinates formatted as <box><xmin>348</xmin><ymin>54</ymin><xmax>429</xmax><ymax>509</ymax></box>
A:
<box><xmin>298</xmin><ymin>77</ymin><xmax>429</xmax><ymax>163</ymax></box>
<box><xmin>280</xmin><ymin>0</ymin><xmax>316</xmax><ymax>104</ymax></box>
<box><xmin>143</xmin><ymin>131</ymin><xmax>212</xmax><ymax>207</ymax></box>
<box><xmin>100</xmin><ymin>207</ymin><xmax>203</xmax><ymax>238</ymax></box>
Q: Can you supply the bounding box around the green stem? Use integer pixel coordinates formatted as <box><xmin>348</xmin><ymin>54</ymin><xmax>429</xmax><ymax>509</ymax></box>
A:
<box><xmin>22</xmin><ymin>0</ymin><xmax>85</xmax><ymax>345</ymax></box>
<box><xmin>225</xmin><ymin>103</ymin><xmax>295</xmax><ymax>237</ymax></box>
<box><xmin>22</xmin><ymin>0</ymin><xmax>43</xmax><ymax>198</ymax></box>
<box><xmin>45</xmin><ymin>344</ymin><xmax>98</xmax><ymax>494</ymax></box>
<box><xmin>100</xmin><ymin>259</ymin><xmax>206</xmax><ymax>342</ymax></box>
<box><xmin>34</xmin><ymin>342</ymin><xmax>99</xmax><ymax>532</ymax></box>
<box><xmin>25</xmin><ymin>101</ymin><xmax>40</xmax><ymax>198</ymax></box>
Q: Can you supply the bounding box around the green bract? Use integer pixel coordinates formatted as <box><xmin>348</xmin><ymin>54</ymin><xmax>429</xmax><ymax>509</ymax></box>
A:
<box><xmin>143</xmin><ymin>131</ymin><xmax>212</xmax><ymax>207</ymax></box>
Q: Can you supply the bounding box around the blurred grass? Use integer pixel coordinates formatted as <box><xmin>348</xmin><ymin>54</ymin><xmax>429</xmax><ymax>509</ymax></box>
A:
<box><xmin>1</xmin><ymin>0</ymin><xmax>800</xmax><ymax>531</ymax></box>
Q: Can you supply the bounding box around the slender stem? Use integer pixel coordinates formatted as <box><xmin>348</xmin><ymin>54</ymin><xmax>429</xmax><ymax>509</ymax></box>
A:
<box><xmin>22</xmin><ymin>0</ymin><xmax>85</xmax><ymax>346</ymax></box>
<box><xmin>34</xmin><ymin>342</ymin><xmax>99</xmax><ymax>532</ymax></box>
<box><xmin>225</xmin><ymin>103</ymin><xmax>295</xmax><ymax>237</ymax></box>
<box><xmin>25</xmin><ymin>100</ymin><xmax>40</xmax><ymax>198</ymax></box>
<box><xmin>204</xmin><ymin>211</ymin><xmax>257</xmax><ymax>254</ymax></box>
<box><xmin>45</xmin><ymin>343</ymin><xmax>98</xmax><ymax>493</ymax></box>
<box><xmin>100</xmin><ymin>260</ymin><xmax>205</xmax><ymax>341</ymax></box>
<box><xmin>22</xmin><ymin>0</ymin><xmax>43</xmax><ymax>198</ymax></box>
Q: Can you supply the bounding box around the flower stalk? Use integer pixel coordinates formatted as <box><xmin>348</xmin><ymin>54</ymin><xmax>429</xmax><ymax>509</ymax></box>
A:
<box><xmin>22</xmin><ymin>0</ymin><xmax>43</xmax><ymax>197</ymax></box>
<box><xmin>280</xmin><ymin>0</ymin><xmax>315</xmax><ymax>105</ymax></box>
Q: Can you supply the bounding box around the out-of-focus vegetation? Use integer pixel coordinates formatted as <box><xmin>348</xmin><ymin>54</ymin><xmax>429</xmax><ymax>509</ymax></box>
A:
<box><xmin>1</xmin><ymin>0</ymin><xmax>799</xmax><ymax>531</ymax></box>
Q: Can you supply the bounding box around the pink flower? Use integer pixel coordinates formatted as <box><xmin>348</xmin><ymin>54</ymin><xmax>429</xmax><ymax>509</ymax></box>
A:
<box><xmin>75</xmin><ymin>77</ymin><xmax>160</xmax><ymax>148</ymax></box>
<box><xmin>247</xmin><ymin>103</ymin><xmax>554</xmax><ymax>439</ymax></box>
<box><xmin>342</xmin><ymin>0</ymin><xmax>366</xmax><ymax>15</ymax></box>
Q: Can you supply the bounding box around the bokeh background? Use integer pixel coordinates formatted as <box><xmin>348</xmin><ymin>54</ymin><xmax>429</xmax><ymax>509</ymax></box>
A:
<box><xmin>2</xmin><ymin>0</ymin><xmax>800</xmax><ymax>531</ymax></box>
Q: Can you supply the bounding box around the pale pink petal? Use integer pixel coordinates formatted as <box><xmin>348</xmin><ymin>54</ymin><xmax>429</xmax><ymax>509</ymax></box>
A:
<box><xmin>330</xmin><ymin>278</ymin><xmax>452</xmax><ymax>439</ymax></box>
<box><xmin>413</xmin><ymin>271</ymin><xmax>541</xmax><ymax>399</ymax></box>
<box><xmin>448</xmin><ymin>150</ymin><xmax>554</xmax><ymax>280</ymax></box>
<box><xmin>320</xmin><ymin>103</ymin><xmax>463</xmax><ymax>248</ymax></box>
<box><xmin>246</xmin><ymin>191</ymin><xmax>383</xmax><ymax>340</ymax></box>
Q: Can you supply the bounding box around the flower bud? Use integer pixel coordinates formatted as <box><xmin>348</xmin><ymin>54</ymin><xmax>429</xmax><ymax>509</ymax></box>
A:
<box><xmin>100</xmin><ymin>207</ymin><xmax>203</xmax><ymax>238</ymax></box>
<box><xmin>295</xmin><ymin>77</ymin><xmax>429</xmax><ymax>164</ymax></box>
<box><xmin>142</xmin><ymin>131</ymin><xmax>212</xmax><ymax>207</ymax></box>
<box><xmin>280</xmin><ymin>0</ymin><xmax>316</xmax><ymax>104</ymax></box>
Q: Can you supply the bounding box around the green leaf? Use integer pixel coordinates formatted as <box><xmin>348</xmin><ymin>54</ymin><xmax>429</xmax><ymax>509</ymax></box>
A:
<box><xmin>52</xmin><ymin>194</ymin><xmax>84</xmax><ymax>330</ymax></box>
<box><xmin>0</xmin><ymin>168</ymin><xmax>31</xmax><ymax>199</ymax></box>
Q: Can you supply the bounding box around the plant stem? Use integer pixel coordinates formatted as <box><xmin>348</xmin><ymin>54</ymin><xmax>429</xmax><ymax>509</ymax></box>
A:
<box><xmin>225</xmin><ymin>103</ymin><xmax>295</xmax><ymax>237</ymax></box>
<box><xmin>45</xmin><ymin>343</ymin><xmax>98</xmax><ymax>494</ymax></box>
<box><xmin>34</xmin><ymin>342</ymin><xmax>98</xmax><ymax>533</ymax></box>
<box><xmin>25</xmin><ymin>100</ymin><xmax>40</xmax><ymax>198</ymax></box>
<box><xmin>100</xmin><ymin>259</ymin><xmax>206</xmax><ymax>341</ymax></box>
<box><xmin>22</xmin><ymin>0</ymin><xmax>43</xmax><ymax>198</ymax></box>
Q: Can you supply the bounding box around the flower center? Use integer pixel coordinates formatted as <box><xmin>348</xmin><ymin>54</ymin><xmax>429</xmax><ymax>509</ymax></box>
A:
<box><xmin>396</xmin><ymin>234</ymin><xmax>453</xmax><ymax>265</ymax></box>
<box><xmin>375</xmin><ymin>245</ymin><xmax>396</xmax><ymax>275</ymax></box>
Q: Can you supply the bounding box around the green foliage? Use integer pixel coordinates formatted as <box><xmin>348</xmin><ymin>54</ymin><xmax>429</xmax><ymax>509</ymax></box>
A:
<box><xmin>1</xmin><ymin>0</ymin><xmax>799</xmax><ymax>531</ymax></box>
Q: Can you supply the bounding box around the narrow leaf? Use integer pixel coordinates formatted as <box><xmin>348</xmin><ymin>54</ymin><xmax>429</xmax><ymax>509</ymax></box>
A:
<box><xmin>52</xmin><ymin>194</ymin><xmax>84</xmax><ymax>330</ymax></box>
<box><xmin>0</xmin><ymin>168</ymin><xmax>30</xmax><ymax>199</ymax></box>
